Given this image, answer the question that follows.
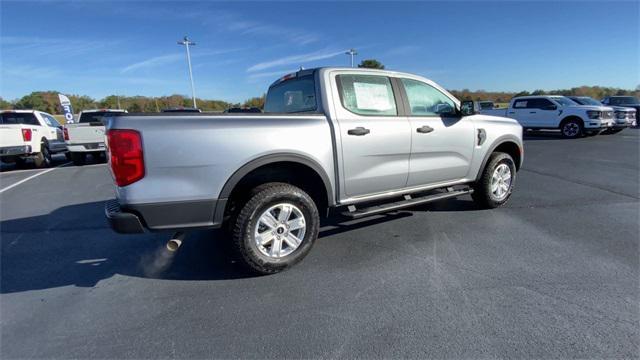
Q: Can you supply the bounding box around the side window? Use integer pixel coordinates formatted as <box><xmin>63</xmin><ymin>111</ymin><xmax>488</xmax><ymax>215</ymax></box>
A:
<box><xmin>337</xmin><ymin>75</ymin><xmax>397</xmax><ymax>116</ymax></box>
<box><xmin>43</xmin><ymin>114</ymin><xmax>61</xmax><ymax>127</ymax></box>
<box><xmin>527</xmin><ymin>98</ymin><xmax>553</xmax><ymax>109</ymax></box>
<box><xmin>536</xmin><ymin>99</ymin><xmax>554</xmax><ymax>109</ymax></box>
<box><xmin>401</xmin><ymin>78</ymin><xmax>456</xmax><ymax>116</ymax></box>
<box><xmin>513</xmin><ymin>100</ymin><xmax>528</xmax><ymax>108</ymax></box>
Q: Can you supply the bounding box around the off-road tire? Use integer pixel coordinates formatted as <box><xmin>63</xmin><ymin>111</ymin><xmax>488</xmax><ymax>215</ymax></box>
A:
<box><xmin>472</xmin><ymin>152</ymin><xmax>516</xmax><ymax>209</ymax></box>
<box><xmin>231</xmin><ymin>182</ymin><xmax>319</xmax><ymax>274</ymax></box>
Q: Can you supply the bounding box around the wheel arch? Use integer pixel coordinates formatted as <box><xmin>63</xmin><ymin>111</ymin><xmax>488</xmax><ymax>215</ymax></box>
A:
<box><xmin>475</xmin><ymin>137</ymin><xmax>523</xmax><ymax>181</ymax></box>
<box><xmin>560</xmin><ymin>115</ymin><xmax>584</xmax><ymax>128</ymax></box>
<box><xmin>217</xmin><ymin>153</ymin><xmax>335</xmax><ymax>222</ymax></box>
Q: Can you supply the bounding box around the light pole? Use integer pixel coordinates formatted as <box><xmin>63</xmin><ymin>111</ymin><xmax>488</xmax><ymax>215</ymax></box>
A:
<box><xmin>345</xmin><ymin>48</ymin><xmax>358</xmax><ymax>68</ymax></box>
<box><xmin>177</xmin><ymin>36</ymin><xmax>197</xmax><ymax>108</ymax></box>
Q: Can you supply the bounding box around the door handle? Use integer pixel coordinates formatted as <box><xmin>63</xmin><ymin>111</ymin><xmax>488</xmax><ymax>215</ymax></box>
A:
<box><xmin>416</xmin><ymin>125</ymin><xmax>434</xmax><ymax>134</ymax></box>
<box><xmin>529</xmin><ymin>111</ymin><xmax>537</xmax><ymax>114</ymax></box>
<box><xmin>347</xmin><ymin>127</ymin><xmax>370</xmax><ymax>136</ymax></box>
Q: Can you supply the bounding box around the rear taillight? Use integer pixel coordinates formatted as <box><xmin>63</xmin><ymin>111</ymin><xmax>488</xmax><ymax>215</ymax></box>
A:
<box><xmin>107</xmin><ymin>129</ymin><xmax>144</xmax><ymax>186</ymax></box>
<box><xmin>21</xmin><ymin>128</ymin><xmax>32</xmax><ymax>142</ymax></box>
<box><xmin>63</xmin><ymin>127</ymin><xmax>69</xmax><ymax>140</ymax></box>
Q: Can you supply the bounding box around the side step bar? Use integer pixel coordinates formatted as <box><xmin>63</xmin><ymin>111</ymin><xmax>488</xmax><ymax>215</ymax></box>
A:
<box><xmin>341</xmin><ymin>188</ymin><xmax>473</xmax><ymax>218</ymax></box>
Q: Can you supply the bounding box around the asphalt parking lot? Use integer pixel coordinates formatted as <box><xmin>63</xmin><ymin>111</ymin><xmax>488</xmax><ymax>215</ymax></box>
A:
<box><xmin>1</xmin><ymin>129</ymin><xmax>639</xmax><ymax>359</ymax></box>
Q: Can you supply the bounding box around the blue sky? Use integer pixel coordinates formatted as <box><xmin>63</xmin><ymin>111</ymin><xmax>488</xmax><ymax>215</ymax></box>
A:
<box><xmin>1</xmin><ymin>1</ymin><xmax>638</xmax><ymax>102</ymax></box>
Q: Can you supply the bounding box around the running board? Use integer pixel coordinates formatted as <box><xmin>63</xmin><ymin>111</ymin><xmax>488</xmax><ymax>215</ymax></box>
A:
<box><xmin>341</xmin><ymin>188</ymin><xmax>473</xmax><ymax>218</ymax></box>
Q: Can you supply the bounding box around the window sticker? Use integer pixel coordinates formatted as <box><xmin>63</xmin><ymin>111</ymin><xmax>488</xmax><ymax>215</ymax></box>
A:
<box><xmin>514</xmin><ymin>101</ymin><xmax>527</xmax><ymax>108</ymax></box>
<box><xmin>353</xmin><ymin>82</ymin><xmax>393</xmax><ymax>111</ymax></box>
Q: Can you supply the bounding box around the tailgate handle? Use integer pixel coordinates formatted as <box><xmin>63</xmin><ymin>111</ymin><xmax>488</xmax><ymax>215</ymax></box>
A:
<box><xmin>347</xmin><ymin>127</ymin><xmax>370</xmax><ymax>136</ymax></box>
<box><xmin>417</xmin><ymin>125</ymin><xmax>434</xmax><ymax>134</ymax></box>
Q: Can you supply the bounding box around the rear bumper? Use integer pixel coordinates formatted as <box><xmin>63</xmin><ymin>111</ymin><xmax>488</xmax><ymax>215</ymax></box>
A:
<box><xmin>105</xmin><ymin>198</ymin><xmax>226</xmax><ymax>234</ymax></box>
<box><xmin>105</xmin><ymin>200</ymin><xmax>145</xmax><ymax>234</ymax></box>
<box><xmin>0</xmin><ymin>145</ymin><xmax>31</xmax><ymax>157</ymax></box>
<box><xmin>67</xmin><ymin>142</ymin><xmax>106</xmax><ymax>153</ymax></box>
<box><xmin>48</xmin><ymin>140</ymin><xmax>68</xmax><ymax>153</ymax></box>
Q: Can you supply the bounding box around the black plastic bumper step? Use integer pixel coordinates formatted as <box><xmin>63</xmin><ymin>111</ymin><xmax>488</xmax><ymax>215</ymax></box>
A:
<box><xmin>341</xmin><ymin>188</ymin><xmax>473</xmax><ymax>218</ymax></box>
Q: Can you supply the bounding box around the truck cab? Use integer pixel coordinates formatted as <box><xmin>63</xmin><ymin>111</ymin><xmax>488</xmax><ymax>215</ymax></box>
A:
<box><xmin>0</xmin><ymin>110</ymin><xmax>67</xmax><ymax>167</ymax></box>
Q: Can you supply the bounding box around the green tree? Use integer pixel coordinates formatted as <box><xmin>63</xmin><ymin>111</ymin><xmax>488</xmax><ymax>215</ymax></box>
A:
<box><xmin>243</xmin><ymin>95</ymin><xmax>266</xmax><ymax>109</ymax></box>
<box><xmin>357</xmin><ymin>59</ymin><xmax>385</xmax><ymax>69</ymax></box>
<box><xmin>0</xmin><ymin>97</ymin><xmax>14</xmax><ymax>109</ymax></box>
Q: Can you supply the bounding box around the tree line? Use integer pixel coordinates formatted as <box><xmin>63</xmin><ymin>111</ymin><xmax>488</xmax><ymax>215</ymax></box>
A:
<box><xmin>450</xmin><ymin>86</ymin><xmax>639</xmax><ymax>104</ymax></box>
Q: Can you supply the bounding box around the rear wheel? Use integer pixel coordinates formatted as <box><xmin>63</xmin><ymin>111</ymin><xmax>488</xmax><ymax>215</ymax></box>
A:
<box><xmin>70</xmin><ymin>152</ymin><xmax>86</xmax><ymax>166</ymax></box>
<box><xmin>231</xmin><ymin>182</ymin><xmax>319</xmax><ymax>274</ymax></box>
<box><xmin>560</xmin><ymin>119</ymin><xmax>583</xmax><ymax>138</ymax></box>
<box><xmin>33</xmin><ymin>142</ymin><xmax>52</xmax><ymax>168</ymax></box>
<box><xmin>472</xmin><ymin>152</ymin><xmax>516</xmax><ymax>209</ymax></box>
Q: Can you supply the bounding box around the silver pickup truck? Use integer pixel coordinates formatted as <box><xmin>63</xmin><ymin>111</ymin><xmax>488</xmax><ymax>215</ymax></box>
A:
<box><xmin>105</xmin><ymin>67</ymin><xmax>523</xmax><ymax>274</ymax></box>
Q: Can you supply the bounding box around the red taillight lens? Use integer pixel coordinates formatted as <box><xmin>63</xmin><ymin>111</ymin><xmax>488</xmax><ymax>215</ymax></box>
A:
<box><xmin>63</xmin><ymin>127</ymin><xmax>69</xmax><ymax>140</ymax></box>
<box><xmin>21</xmin><ymin>128</ymin><xmax>32</xmax><ymax>142</ymax></box>
<box><xmin>107</xmin><ymin>129</ymin><xmax>144</xmax><ymax>186</ymax></box>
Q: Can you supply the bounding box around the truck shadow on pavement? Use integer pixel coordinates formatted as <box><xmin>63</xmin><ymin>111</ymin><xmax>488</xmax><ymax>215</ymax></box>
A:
<box><xmin>0</xmin><ymin>197</ymin><xmax>481</xmax><ymax>293</ymax></box>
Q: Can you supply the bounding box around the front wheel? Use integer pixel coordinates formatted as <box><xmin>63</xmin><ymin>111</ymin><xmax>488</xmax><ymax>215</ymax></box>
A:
<box><xmin>472</xmin><ymin>152</ymin><xmax>516</xmax><ymax>209</ymax></box>
<box><xmin>561</xmin><ymin>119</ymin><xmax>583</xmax><ymax>138</ymax></box>
<box><xmin>231</xmin><ymin>183</ymin><xmax>320</xmax><ymax>274</ymax></box>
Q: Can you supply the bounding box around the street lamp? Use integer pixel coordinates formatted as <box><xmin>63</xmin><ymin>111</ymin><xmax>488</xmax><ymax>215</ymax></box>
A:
<box><xmin>177</xmin><ymin>36</ymin><xmax>197</xmax><ymax>108</ymax></box>
<box><xmin>345</xmin><ymin>48</ymin><xmax>358</xmax><ymax>68</ymax></box>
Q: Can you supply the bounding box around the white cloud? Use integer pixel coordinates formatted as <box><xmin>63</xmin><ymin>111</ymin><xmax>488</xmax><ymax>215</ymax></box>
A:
<box><xmin>121</xmin><ymin>48</ymin><xmax>245</xmax><ymax>74</ymax></box>
<box><xmin>247</xmin><ymin>49</ymin><xmax>346</xmax><ymax>73</ymax></box>
<box><xmin>121</xmin><ymin>54</ymin><xmax>183</xmax><ymax>73</ymax></box>
<box><xmin>212</xmin><ymin>12</ymin><xmax>319</xmax><ymax>45</ymax></box>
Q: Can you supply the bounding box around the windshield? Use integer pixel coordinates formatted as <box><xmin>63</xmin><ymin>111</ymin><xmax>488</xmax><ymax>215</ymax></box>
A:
<box><xmin>552</xmin><ymin>97</ymin><xmax>578</xmax><ymax>106</ymax></box>
<box><xmin>78</xmin><ymin>111</ymin><xmax>122</xmax><ymax>123</ymax></box>
<box><xmin>573</xmin><ymin>97</ymin><xmax>601</xmax><ymax>106</ymax></box>
<box><xmin>264</xmin><ymin>75</ymin><xmax>317</xmax><ymax>113</ymax></box>
<box><xmin>0</xmin><ymin>112</ymin><xmax>38</xmax><ymax>125</ymax></box>
<box><xmin>610</xmin><ymin>97</ymin><xmax>639</xmax><ymax>105</ymax></box>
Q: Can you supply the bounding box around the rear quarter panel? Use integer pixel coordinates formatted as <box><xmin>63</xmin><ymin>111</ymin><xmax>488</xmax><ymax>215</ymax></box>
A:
<box><xmin>108</xmin><ymin>115</ymin><xmax>335</xmax><ymax>205</ymax></box>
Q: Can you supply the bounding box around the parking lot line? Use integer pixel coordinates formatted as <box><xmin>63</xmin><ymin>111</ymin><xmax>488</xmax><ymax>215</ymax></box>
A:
<box><xmin>0</xmin><ymin>162</ymin><xmax>71</xmax><ymax>194</ymax></box>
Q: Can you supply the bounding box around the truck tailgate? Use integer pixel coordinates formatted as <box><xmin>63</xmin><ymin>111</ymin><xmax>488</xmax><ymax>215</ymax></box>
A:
<box><xmin>0</xmin><ymin>126</ymin><xmax>27</xmax><ymax>147</ymax></box>
<box><xmin>66</xmin><ymin>124</ymin><xmax>106</xmax><ymax>144</ymax></box>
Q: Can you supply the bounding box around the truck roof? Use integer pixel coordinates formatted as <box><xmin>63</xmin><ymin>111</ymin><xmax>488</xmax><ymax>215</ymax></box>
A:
<box><xmin>271</xmin><ymin>67</ymin><xmax>443</xmax><ymax>87</ymax></box>
<box><xmin>80</xmin><ymin>109</ymin><xmax>127</xmax><ymax>113</ymax></box>
<box><xmin>0</xmin><ymin>109</ymin><xmax>38</xmax><ymax>114</ymax></box>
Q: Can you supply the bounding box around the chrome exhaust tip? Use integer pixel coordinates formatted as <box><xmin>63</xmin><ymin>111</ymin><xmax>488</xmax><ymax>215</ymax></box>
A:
<box><xmin>166</xmin><ymin>232</ymin><xmax>186</xmax><ymax>252</ymax></box>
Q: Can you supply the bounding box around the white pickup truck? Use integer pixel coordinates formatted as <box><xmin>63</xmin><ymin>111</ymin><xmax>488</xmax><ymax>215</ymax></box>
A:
<box><xmin>0</xmin><ymin>110</ymin><xmax>67</xmax><ymax>167</ymax></box>
<box><xmin>480</xmin><ymin>95</ymin><xmax>614</xmax><ymax>138</ymax></box>
<box><xmin>64</xmin><ymin>109</ymin><xmax>126</xmax><ymax>165</ymax></box>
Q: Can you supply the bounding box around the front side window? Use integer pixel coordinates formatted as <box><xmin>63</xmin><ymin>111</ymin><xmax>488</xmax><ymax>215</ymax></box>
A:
<box><xmin>401</xmin><ymin>78</ymin><xmax>456</xmax><ymax>116</ymax></box>
<box><xmin>337</xmin><ymin>75</ymin><xmax>397</xmax><ymax>116</ymax></box>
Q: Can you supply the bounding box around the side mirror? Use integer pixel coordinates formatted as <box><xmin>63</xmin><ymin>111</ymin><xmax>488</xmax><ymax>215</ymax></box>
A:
<box><xmin>460</xmin><ymin>100</ymin><xmax>477</xmax><ymax>116</ymax></box>
<box><xmin>542</xmin><ymin>105</ymin><xmax>557</xmax><ymax>110</ymax></box>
